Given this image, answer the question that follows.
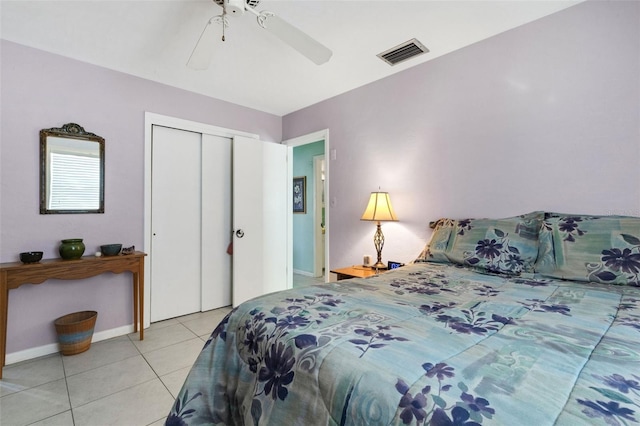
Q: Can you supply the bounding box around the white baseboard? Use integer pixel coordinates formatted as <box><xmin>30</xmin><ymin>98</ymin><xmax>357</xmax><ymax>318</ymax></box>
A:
<box><xmin>5</xmin><ymin>324</ymin><xmax>135</xmax><ymax>365</ymax></box>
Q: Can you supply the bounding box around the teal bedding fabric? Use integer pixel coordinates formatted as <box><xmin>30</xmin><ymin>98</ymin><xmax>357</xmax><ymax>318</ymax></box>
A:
<box><xmin>166</xmin><ymin>263</ymin><xmax>640</xmax><ymax>425</ymax></box>
<box><xmin>417</xmin><ymin>212</ymin><xmax>544</xmax><ymax>275</ymax></box>
<box><xmin>536</xmin><ymin>213</ymin><xmax>640</xmax><ymax>285</ymax></box>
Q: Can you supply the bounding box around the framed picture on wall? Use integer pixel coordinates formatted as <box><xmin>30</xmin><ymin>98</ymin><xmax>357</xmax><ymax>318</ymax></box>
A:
<box><xmin>293</xmin><ymin>176</ymin><xmax>306</xmax><ymax>214</ymax></box>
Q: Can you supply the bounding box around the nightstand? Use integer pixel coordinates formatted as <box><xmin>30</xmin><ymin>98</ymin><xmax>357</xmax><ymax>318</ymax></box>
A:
<box><xmin>330</xmin><ymin>265</ymin><xmax>381</xmax><ymax>281</ymax></box>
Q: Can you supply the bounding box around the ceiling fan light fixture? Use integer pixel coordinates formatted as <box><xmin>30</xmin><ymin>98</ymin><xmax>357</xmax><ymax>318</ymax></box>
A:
<box><xmin>225</xmin><ymin>0</ymin><xmax>245</xmax><ymax>15</ymax></box>
<box><xmin>214</xmin><ymin>0</ymin><xmax>261</xmax><ymax>14</ymax></box>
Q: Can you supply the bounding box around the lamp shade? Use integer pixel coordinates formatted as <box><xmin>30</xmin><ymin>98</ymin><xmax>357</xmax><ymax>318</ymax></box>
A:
<box><xmin>360</xmin><ymin>192</ymin><xmax>398</xmax><ymax>222</ymax></box>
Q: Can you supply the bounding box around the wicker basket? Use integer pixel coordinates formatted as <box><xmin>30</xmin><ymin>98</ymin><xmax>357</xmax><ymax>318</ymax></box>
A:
<box><xmin>54</xmin><ymin>311</ymin><xmax>98</xmax><ymax>355</ymax></box>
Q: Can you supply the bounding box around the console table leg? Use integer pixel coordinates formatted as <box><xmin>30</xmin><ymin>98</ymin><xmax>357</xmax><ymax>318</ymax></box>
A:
<box><xmin>138</xmin><ymin>259</ymin><xmax>144</xmax><ymax>340</ymax></box>
<box><xmin>1</xmin><ymin>272</ymin><xmax>8</xmax><ymax>379</ymax></box>
<box><xmin>133</xmin><ymin>272</ymin><xmax>139</xmax><ymax>334</ymax></box>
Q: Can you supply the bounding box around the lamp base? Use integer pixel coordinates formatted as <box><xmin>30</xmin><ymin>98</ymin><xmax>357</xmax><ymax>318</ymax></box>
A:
<box><xmin>372</xmin><ymin>261</ymin><xmax>388</xmax><ymax>270</ymax></box>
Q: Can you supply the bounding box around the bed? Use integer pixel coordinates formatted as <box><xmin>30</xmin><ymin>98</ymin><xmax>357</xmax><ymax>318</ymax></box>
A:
<box><xmin>166</xmin><ymin>212</ymin><xmax>640</xmax><ymax>425</ymax></box>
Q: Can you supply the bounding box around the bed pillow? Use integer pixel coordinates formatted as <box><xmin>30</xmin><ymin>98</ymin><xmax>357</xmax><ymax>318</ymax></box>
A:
<box><xmin>415</xmin><ymin>218</ymin><xmax>456</xmax><ymax>263</ymax></box>
<box><xmin>417</xmin><ymin>212</ymin><xmax>543</xmax><ymax>275</ymax></box>
<box><xmin>445</xmin><ymin>212</ymin><xmax>543</xmax><ymax>275</ymax></box>
<box><xmin>535</xmin><ymin>213</ymin><xmax>640</xmax><ymax>286</ymax></box>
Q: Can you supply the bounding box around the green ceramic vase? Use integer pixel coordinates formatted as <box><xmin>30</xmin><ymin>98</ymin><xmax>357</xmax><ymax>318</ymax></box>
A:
<box><xmin>59</xmin><ymin>238</ymin><xmax>85</xmax><ymax>260</ymax></box>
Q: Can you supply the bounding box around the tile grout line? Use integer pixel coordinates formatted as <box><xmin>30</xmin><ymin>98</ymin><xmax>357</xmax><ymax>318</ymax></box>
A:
<box><xmin>60</xmin><ymin>354</ymin><xmax>77</xmax><ymax>426</ymax></box>
<box><xmin>135</xmin><ymin>323</ymin><xmax>201</xmax><ymax>426</ymax></box>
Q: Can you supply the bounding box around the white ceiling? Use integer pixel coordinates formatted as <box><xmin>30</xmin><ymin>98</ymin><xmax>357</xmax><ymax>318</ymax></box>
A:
<box><xmin>1</xmin><ymin>0</ymin><xmax>583</xmax><ymax>116</ymax></box>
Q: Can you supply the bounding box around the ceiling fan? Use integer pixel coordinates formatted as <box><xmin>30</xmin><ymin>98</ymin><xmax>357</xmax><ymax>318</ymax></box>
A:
<box><xmin>187</xmin><ymin>0</ymin><xmax>333</xmax><ymax>69</ymax></box>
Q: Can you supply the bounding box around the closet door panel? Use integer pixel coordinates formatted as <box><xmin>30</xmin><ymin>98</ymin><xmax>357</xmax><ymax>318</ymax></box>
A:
<box><xmin>201</xmin><ymin>134</ymin><xmax>232</xmax><ymax>311</ymax></box>
<box><xmin>232</xmin><ymin>136</ymin><xmax>288</xmax><ymax>306</ymax></box>
<box><xmin>232</xmin><ymin>136</ymin><xmax>263</xmax><ymax>306</ymax></box>
<box><xmin>151</xmin><ymin>126</ymin><xmax>202</xmax><ymax>322</ymax></box>
<box><xmin>262</xmin><ymin>142</ymin><xmax>288</xmax><ymax>295</ymax></box>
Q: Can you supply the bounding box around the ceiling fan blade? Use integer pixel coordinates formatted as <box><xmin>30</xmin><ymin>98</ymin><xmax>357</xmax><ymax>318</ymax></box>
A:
<box><xmin>256</xmin><ymin>12</ymin><xmax>332</xmax><ymax>65</ymax></box>
<box><xmin>187</xmin><ymin>17</ymin><xmax>220</xmax><ymax>70</ymax></box>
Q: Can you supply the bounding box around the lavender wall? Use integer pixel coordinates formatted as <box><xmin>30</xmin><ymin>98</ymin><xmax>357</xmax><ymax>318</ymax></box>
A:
<box><xmin>283</xmin><ymin>0</ymin><xmax>640</xmax><ymax>270</ymax></box>
<box><xmin>0</xmin><ymin>40</ymin><xmax>281</xmax><ymax>355</ymax></box>
<box><xmin>2</xmin><ymin>0</ymin><xmax>639</xmax><ymax>359</ymax></box>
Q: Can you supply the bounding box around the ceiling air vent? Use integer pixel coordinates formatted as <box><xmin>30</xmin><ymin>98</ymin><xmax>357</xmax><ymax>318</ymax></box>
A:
<box><xmin>377</xmin><ymin>38</ymin><xmax>429</xmax><ymax>66</ymax></box>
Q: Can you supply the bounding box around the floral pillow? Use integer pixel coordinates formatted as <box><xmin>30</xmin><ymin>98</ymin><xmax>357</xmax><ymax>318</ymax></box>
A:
<box><xmin>415</xmin><ymin>218</ymin><xmax>456</xmax><ymax>263</ymax></box>
<box><xmin>445</xmin><ymin>213</ymin><xmax>543</xmax><ymax>275</ymax></box>
<box><xmin>417</xmin><ymin>212</ymin><xmax>544</xmax><ymax>275</ymax></box>
<box><xmin>535</xmin><ymin>213</ymin><xmax>640</xmax><ymax>286</ymax></box>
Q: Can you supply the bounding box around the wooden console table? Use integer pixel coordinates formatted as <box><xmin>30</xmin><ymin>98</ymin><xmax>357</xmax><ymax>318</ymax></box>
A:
<box><xmin>0</xmin><ymin>251</ymin><xmax>146</xmax><ymax>379</ymax></box>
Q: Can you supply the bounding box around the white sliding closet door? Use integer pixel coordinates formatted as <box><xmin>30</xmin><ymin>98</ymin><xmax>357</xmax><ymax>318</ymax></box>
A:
<box><xmin>151</xmin><ymin>125</ymin><xmax>231</xmax><ymax>322</ymax></box>
<box><xmin>151</xmin><ymin>126</ymin><xmax>202</xmax><ymax>321</ymax></box>
<box><xmin>232</xmin><ymin>136</ymin><xmax>289</xmax><ymax>306</ymax></box>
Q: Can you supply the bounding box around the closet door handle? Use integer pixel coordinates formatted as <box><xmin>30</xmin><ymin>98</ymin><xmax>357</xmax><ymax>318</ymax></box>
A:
<box><xmin>235</xmin><ymin>229</ymin><xmax>245</xmax><ymax>238</ymax></box>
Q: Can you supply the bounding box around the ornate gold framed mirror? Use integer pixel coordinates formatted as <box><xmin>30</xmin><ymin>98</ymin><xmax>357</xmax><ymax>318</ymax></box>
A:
<box><xmin>40</xmin><ymin>123</ymin><xmax>105</xmax><ymax>214</ymax></box>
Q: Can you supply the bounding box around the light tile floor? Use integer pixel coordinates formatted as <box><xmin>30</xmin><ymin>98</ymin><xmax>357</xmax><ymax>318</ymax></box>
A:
<box><xmin>292</xmin><ymin>273</ymin><xmax>325</xmax><ymax>288</ymax></box>
<box><xmin>0</xmin><ymin>274</ymin><xmax>324</xmax><ymax>426</ymax></box>
<box><xmin>0</xmin><ymin>307</ymin><xmax>232</xmax><ymax>426</ymax></box>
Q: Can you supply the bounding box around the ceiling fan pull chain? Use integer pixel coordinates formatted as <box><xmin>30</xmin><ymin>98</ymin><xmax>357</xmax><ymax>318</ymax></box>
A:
<box><xmin>222</xmin><ymin>12</ymin><xmax>226</xmax><ymax>41</ymax></box>
<box><xmin>222</xmin><ymin>14</ymin><xmax>227</xmax><ymax>41</ymax></box>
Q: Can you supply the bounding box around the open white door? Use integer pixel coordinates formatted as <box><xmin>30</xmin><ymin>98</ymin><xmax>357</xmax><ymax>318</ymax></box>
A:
<box><xmin>233</xmin><ymin>136</ymin><xmax>289</xmax><ymax>306</ymax></box>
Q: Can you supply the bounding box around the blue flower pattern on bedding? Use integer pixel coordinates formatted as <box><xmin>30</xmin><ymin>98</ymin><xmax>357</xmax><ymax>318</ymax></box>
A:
<box><xmin>434</xmin><ymin>302</ymin><xmax>517</xmax><ymax>336</ymax></box>
<box><xmin>592</xmin><ymin>234</ymin><xmax>640</xmax><ymax>286</ymax></box>
<box><xmin>166</xmin><ymin>391</ymin><xmax>201</xmax><ymax>425</ymax></box>
<box><xmin>553</xmin><ymin>216</ymin><xmax>591</xmax><ymax>242</ymax></box>
<box><xmin>464</xmin><ymin>229</ymin><xmax>529</xmax><ymax>275</ymax></box>
<box><xmin>577</xmin><ymin>372</ymin><xmax>640</xmax><ymax>424</ymax></box>
<box><xmin>166</xmin><ymin>262</ymin><xmax>640</xmax><ymax>425</ymax></box>
<box><xmin>349</xmin><ymin>325</ymin><xmax>408</xmax><ymax>358</ymax></box>
<box><xmin>395</xmin><ymin>363</ymin><xmax>495</xmax><ymax>425</ymax></box>
<box><xmin>536</xmin><ymin>214</ymin><xmax>640</xmax><ymax>286</ymax></box>
<box><xmin>618</xmin><ymin>303</ymin><xmax>640</xmax><ymax>332</ymax></box>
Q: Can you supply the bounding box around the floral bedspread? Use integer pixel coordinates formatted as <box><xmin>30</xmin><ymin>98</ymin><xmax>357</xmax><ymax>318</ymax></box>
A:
<box><xmin>166</xmin><ymin>263</ymin><xmax>640</xmax><ymax>425</ymax></box>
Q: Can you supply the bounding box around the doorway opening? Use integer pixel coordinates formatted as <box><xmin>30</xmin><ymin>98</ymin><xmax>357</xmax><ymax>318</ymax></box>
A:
<box><xmin>284</xmin><ymin>129</ymin><xmax>330</xmax><ymax>288</ymax></box>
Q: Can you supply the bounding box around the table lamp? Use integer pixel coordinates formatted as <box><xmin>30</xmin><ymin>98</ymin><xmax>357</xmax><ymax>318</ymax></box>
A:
<box><xmin>360</xmin><ymin>191</ymin><xmax>398</xmax><ymax>269</ymax></box>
